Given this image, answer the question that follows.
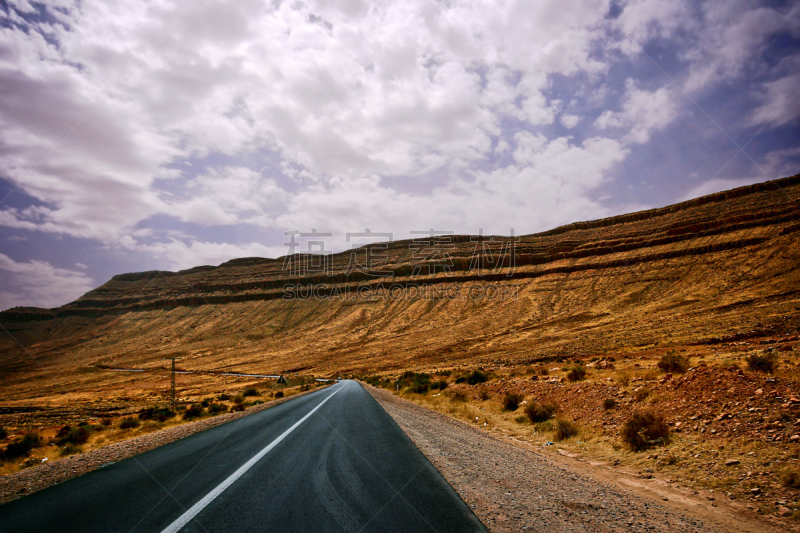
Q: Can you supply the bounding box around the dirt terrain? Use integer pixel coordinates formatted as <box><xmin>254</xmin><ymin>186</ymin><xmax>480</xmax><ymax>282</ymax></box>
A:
<box><xmin>366</xmin><ymin>384</ymin><xmax>785</xmax><ymax>533</ymax></box>
<box><xmin>1</xmin><ymin>174</ymin><xmax>800</xmax><ymax>527</ymax></box>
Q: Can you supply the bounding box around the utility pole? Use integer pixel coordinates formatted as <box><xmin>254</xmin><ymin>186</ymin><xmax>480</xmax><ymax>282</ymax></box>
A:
<box><xmin>163</xmin><ymin>357</ymin><xmax>182</xmax><ymax>409</ymax></box>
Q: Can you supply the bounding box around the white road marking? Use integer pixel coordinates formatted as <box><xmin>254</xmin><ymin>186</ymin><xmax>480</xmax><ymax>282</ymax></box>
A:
<box><xmin>160</xmin><ymin>384</ymin><xmax>344</xmax><ymax>533</ymax></box>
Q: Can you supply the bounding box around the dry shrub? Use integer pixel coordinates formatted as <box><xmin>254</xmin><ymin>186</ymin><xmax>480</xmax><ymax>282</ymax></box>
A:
<box><xmin>183</xmin><ymin>404</ymin><xmax>204</xmax><ymax>420</ymax></box>
<box><xmin>657</xmin><ymin>353</ymin><xmax>689</xmax><ymax>373</ymax></box>
<box><xmin>747</xmin><ymin>352</ymin><xmax>777</xmax><ymax>373</ymax></box>
<box><xmin>566</xmin><ymin>366</ymin><xmax>587</xmax><ymax>382</ymax></box>
<box><xmin>1</xmin><ymin>433</ymin><xmax>41</xmax><ymax>459</ymax></box>
<box><xmin>502</xmin><ymin>392</ymin><xmax>524</xmax><ymax>411</ymax></box>
<box><xmin>783</xmin><ymin>470</ymin><xmax>800</xmax><ymax>489</ymax></box>
<box><xmin>119</xmin><ymin>417</ymin><xmax>139</xmax><ymax>429</ymax></box>
<box><xmin>621</xmin><ymin>410</ymin><xmax>670</xmax><ymax>451</ymax></box>
<box><xmin>615</xmin><ymin>372</ymin><xmax>630</xmax><ymax>386</ymax></box>
<box><xmin>525</xmin><ymin>401</ymin><xmax>558</xmax><ymax>422</ymax></box>
<box><xmin>450</xmin><ymin>390</ymin><xmax>468</xmax><ymax>402</ymax></box>
<box><xmin>633</xmin><ymin>388</ymin><xmax>650</xmax><ymax>402</ymax></box>
<box><xmin>59</xmin><ymin>443</ymin><xmax>82</xmax><ymax>457</ymax></box>
<box><xmin>603</xmin><ymin>398</ymin><xmax>617</xmax><ymax>410</ymax></box>
<box><xmin>478</xmin><ymin>389</ymin><xmax>492</xmax><ymax>401</ymax></box>
<box><xmin>55</xmin><ymin>425</ymin><xmax>90</xmax><ymax>446</ymax></box>
<box><xmin>554</xmin><ymin>419</ymin><xmax>579</xmax><ymax>441</ymax></box>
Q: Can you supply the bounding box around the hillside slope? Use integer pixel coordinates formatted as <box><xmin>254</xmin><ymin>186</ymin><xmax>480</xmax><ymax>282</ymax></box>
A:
<box><xmin>1</xmin><ymin>175</ymin><xmax>800</xmax><ymax>403</ymax></box>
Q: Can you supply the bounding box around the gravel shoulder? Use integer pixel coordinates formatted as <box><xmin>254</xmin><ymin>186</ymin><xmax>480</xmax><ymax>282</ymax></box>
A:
<box><xmin>0</xmin><ymin>386</ymin><xmax>329</xmax><ymax>505</ymax></box>
<box><xmin>365</xmin><ymin>384</ymin><xmax>785</xmax><ymax>533</ymax></box>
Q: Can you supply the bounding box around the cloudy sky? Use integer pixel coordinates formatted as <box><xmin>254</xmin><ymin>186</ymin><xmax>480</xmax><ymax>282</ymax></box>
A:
<box><xmin>0</xmin><ymin>0</ymin><xmax>798</xmax><ymax>310</ymax></box>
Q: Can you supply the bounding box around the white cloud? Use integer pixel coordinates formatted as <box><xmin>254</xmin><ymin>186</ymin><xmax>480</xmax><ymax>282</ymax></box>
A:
<box><xmin>0</xmin><ymin>252</ymin><xmax>94</xmax><ymax>309</ymax></box>
<box><xmin>128</xmin><ymin>240</ymin><xmax>285</xmax><ymax>272</ymax></box>
<box><xmin>560</xmin><ymin>113</ymin><xmax>580</xmax><ymax>129</ymax></box>
<box><xmin>749</xmin><ymin>72</ymin><xmax>800</xmax><ymax>128</ymax></box>
<box><xmin>595</xmin><ymin>81</ymin><xmax>677</xmax><ymax>144</ymax></box>
<box><xmin>0</xmin><ymin>0</ymin><xmax>797</xmax><ymax>294</ymax></box>
<box><xmin>682</xmin><ymin>2</ymin><xmax>800</xmax><ymax>93</ymax></box>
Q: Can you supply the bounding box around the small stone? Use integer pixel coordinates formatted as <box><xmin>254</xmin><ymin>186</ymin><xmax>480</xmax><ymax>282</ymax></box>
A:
<box><xmin>789</xmin><ymin>434</ymin><xmax>800</xmax><ymax>443</ymax></box>
<box><xmin>724</xmin><ymin>459</ymin><xmax>740</xmax><ymax>466</ymax></box>
<box><xmin>778</xmin><ymin>506</ymin><xmax>792</xmax><ymax>517</ymax></box>
<box><xmin>750</xmin><ymin>487</ymin><xmax>762</xmax><ymax>495</ymax></box>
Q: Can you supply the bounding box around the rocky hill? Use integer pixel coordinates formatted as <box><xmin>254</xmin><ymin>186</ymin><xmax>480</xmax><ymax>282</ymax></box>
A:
<box><xmin>1</xmin><ymin>174</ymin><xmax>800</xmax><ymax>401</ymax></box>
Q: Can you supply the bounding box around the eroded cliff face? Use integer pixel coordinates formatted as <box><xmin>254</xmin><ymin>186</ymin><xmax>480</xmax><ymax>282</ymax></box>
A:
<box><xmin>1</xmin><ymin>175</ymin><xmax>800</xmax><ymax>397</ymax></box>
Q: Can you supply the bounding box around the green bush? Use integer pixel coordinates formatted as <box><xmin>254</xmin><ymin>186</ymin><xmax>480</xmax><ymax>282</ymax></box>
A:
<box><xmin>2</xmin><ymin>433</ymin><xmax>41</xmax><ymax>459</ymax></box>
<box><xmin>398</xmin><ymin>372</ymin><xmax>432</xmax><ymax>393</ymax></box>
<box><xmin>55</xmin><ymin>425</ymin><xmax>90</xmax><ymax>445</ymax></box>
<box><xmin>242</xmin><ymin>387</ymin><xmax>259</xmax><ymax>397</ymax></box>
<box><xmin>230</xmin><ymin>403</ymin><xmax>246</xmax><ymax>412</ymax></box>
<box><xmin>747</xmin><ymin>352</ymin><xmax>777</xmax><ymax>373</ymax></box>
<box><xmin>119</xmin><ymin>417</ymin><xmax>140</xmax><ymax>429</ymax></box>
<box><xmin>274</xmin><ymin>390</ymin><xmax>284</xmax><ymax>398</ymax></box>
<box><xmin>566</xmin><ymin>366</ymin><xmax>587</xmax><ymax>382</ymax></box>
<box><xmin>138</xmin><ymin>407</ymin><xmax>176</xmax><ymax>422</ymax></box>
<box><xmin>502</xmin><ymin>392</ymin><xmax>524</xmax><ymax>411</ymax></box>
<box><xmin>183</xmin><ymin>404</ymin><xmax>204</xmax><ymax>419</ymax></box>
<box><xmin>603</xmin><ymin>398</ymin><xmax>618</xmax><ymax>410</ymax></box>
<box><xmin>409</xmin><ymin>381</ymin><xmax>430</xmax><ymax>394</ymax></box>
<box><xmin>621</xmin><ymin>410</ymin><xmax>670</xmax><ymax>451</ymax></box>
<box><xmin>466</xmin><ymin>370</ymin><xmax>488</xmax><ymax>385</ymax></box>
<box><xmin>657</xmin><ymin>353</ymin><xmax>689</xmax><ymax>373</ymax></box>
<box><xmin>431</xmin><ymin>380</ymin><xmax>448</xmax><ymax>390</ymax></box>
<box><xmin>217</xmin><ymin>393</ymin><xmax>231</xmax><ymax>401</ymax></box>
<box><xmin>455</xmin><ymin>370</ymin><xmax>489</xmax><ymax>385</ymax></box>
<box><xmin>200</xmin><ymin>398</ymin><xmax>211</xmax><ymax>407</ymax></box>
<box><xmin>525</xmin><ymin>401</ymin><xmax>558</xmax><ymax>422</ymax></box>
<box><xmin>207</xmin><ymin>403</ymin><xmax>228</xmax><ymax>415</ymax></box>
<box><xmin>554</xmin><ymin>419</ymin><xmax>579</xmax><ymax>441</ymax></box>
<box><xmin>0</xmin><ymin>427</ymin><xmax>7</xmax><ymax>440</ymax></box>
<box><xmin>100</xmin><ymin>418</ymin><xmax>113</xmax><ymax>427</ymax></box>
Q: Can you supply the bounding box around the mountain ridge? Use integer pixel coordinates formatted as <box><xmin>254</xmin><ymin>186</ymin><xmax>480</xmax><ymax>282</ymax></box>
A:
<box><xmin>2</xmin><ymin>174</ymin><xmax>799</xmax><ymax>322</ymax></box>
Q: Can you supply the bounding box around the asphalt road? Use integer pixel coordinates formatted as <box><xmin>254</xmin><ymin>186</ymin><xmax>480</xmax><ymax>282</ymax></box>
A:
<box><xmin>0</xmin><ymin>381</ymin><xmax>486</xmax><ymax>533</ymax></box>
